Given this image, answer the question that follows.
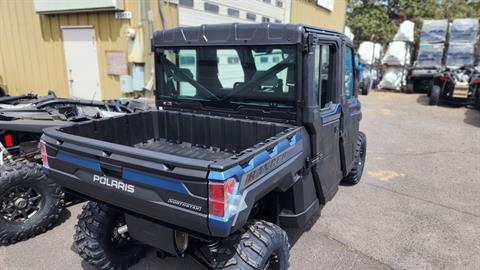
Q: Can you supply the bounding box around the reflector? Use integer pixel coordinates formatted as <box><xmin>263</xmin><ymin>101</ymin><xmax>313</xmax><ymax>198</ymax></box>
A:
<box><xmin>4</xmin><ymin>134</ymin><xmax>13</xmax><ymax>147</ymax></box>
<box><xmin>40</xmin><ymin>140</ymin><xmax>49</xmax><ymax>168</ymax></box>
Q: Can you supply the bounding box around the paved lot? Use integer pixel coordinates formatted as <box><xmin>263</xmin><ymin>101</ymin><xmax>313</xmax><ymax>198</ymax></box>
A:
<box><xmin>1</xmin><ymin>91</ymin><xmax>480</xmax><ymax>270</ymax></box>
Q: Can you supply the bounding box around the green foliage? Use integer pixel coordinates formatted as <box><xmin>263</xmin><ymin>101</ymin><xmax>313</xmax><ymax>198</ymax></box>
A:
<box><xmin>347</xmin><ymin>0</ymin><xmax>480</xmax><ymax>44</ymax></box>
<box><xmin>347</xmin><ymin>1</ymin><xmax>397</xmax><ymax>43</ymax></box>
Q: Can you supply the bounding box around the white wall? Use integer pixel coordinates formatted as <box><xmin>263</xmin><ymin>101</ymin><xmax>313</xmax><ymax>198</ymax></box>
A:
<box><xmin>178</xmin><ymin>0</ymin><xmax>291</xmax><ymax>26</ymax></box>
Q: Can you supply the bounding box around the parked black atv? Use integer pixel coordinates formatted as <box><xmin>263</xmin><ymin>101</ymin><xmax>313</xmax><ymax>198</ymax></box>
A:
<box><xmin>429</xmin><ymin>66</ymin><xmax>480</xmax><ymax>107</ymax></box>
<box><xmin>406</xmin><ymin>43</ymin><xmax>445</xmax><ymax>95</ymax></box>
<box><xmin>0</xmin><ymin>92</ymin><xmax>152</xmax><ymax>245</ymax></box>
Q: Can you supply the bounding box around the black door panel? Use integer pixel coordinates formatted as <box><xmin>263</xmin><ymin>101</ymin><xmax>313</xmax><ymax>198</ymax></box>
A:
<box><xmin>312</xmin><ymin>104</ymin><xmax>343</xmax><ymax>203</ymax></box>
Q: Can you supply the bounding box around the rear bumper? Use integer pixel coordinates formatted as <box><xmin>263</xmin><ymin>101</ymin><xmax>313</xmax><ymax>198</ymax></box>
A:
<box><xmin>44</xmin><ymin>166</ymin><xmax>211</xmax><ymax>236</ymax></box>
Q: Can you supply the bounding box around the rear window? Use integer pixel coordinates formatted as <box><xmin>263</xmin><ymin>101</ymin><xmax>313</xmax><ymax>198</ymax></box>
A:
<box><xmin>156</xmin><ymin>46</ymin><xmax>298</xmax><ymax>110</ymax></box>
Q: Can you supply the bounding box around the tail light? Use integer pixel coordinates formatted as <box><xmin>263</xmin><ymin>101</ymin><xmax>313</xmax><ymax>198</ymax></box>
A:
<box><xmin>439</xmin><ymin>75</ymin><xmax>448</xmax><ymax>81</ymax></box>
<box><xmin>208</xmin><ymin>177</ymin><xmax>235</xmax><ymax>218</ymax></box>
<box><xmin>472</xmin><ymin>79</ymin><xmax>480</xmax><ymax>84</ymax></box>
<box><xmin>3</xmin><ymin>134</ymin><xmax>13</xmax><ymax>147</ymax></box>
<box><xmin>40</xmin><ymin>140</ymin><xmax>49</xmax><ymax>168</ymax></box>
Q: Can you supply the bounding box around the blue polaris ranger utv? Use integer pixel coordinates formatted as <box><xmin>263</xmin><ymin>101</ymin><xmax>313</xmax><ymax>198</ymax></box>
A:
<box><xmin>41</xmin><ymin>23</ymin><xmax>366</xmax><ymax>270</ymax></box>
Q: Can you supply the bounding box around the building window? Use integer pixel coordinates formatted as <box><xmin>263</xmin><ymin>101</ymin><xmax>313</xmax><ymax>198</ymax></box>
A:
<box><xmin>272</xmin><ymin>56</ymin><xmax>280</xmax><ymax>63</ymax></box>
<box><xmin>180</xmin><ymin>56</ymin><xmax>195</xmax><ymax>65</ymax></box>
<box><xmin>263</xmin><ymin>0</ymin><xmax>271</xmax><ymax>3</ymax></box>
<box><xmin>227</xmin><ymin>8</ymin><xmax>240</xmax><ymax>18</ymax></box>
<box><xmin>260</xmin><ymin>57</ymin><xmax>268</xmax><ymax>63</ymax></box>
<box><xmin>227</xmin><ymin>56</ymin><xmax>240</xmax><ymax>64</ymax></box>
<box><xmin>178</xmin><ymin>0</ymin><xmax>193</xmax><ymax>7</ymax></box>
<box><xmin>246</xmin><ymin>13</ymin><xmax>256</xmax><ymax>21</ymax></box>
<box><xmin>276</xmin><ymin>0</ymin><xmax>283</xmax><ymax>7</ymax></box>
<box><xmin>274</xmin><ymin>19</ymin><xmax>282</xmax><ymax>23</ymax></box>
<box><xmin>218</xmin><ymin>50</ymin><xmax>244</xmax><ymax>88</ymax></box>
<box><xmin>262</xmin><ymin>17</ymin><xmax>270</xmax><ymax>23</ymax></box>
<box><xmin>204</xmin><ymin>2</ymin><xmax>219</xmax><ymax>13</ymax></box>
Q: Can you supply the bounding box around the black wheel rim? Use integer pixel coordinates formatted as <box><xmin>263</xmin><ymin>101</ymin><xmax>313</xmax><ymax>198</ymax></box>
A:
<box><xmin>358</xmin><ymin>145</ymin><xmax>365</xmax><ymax>167</ymax></box>
<box><xmin>0</xmin><ymin>185</ymin><xmax>43</xmax><ymax>223</ymax></box>
<box><xmin>263</xmin><ymin>251</ymin><xmax>281</xmax><ymax>270</ymax></box>
<box><xmin>357</xmin><ymin>143</ymin><xmax>366</xmax><ymax>176</ymax></box>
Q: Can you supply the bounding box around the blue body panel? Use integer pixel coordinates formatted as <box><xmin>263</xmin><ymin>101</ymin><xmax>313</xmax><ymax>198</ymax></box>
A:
<box><xmin>207</xmin><ymin>131</ymin><xmax>303</xmax><ymax>237</ymax></box>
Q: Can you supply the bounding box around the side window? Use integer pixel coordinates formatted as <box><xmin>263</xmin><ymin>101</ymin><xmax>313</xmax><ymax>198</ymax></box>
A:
<box><xmin>344</xmin><ymin>47</ymin><xmax>355</xmax><ymax>99</ymax></box>
<box><xmin>314</xmin><ymin>44</ymin><xmax>334</xmax><ymax>109</ymax></box>
<box><xmin>313</xmin><ymin>46</ymin><xmax>321</xmax><ymax>104</ymax></box>
<box><xmin>217</xmin><ymin>49</ymin><xmax>244</xmax><ymax>88</ymax></box>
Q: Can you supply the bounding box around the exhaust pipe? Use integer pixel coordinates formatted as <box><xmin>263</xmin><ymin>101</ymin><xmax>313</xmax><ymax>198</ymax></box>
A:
<box><xmin>117</xmin><ymin>225</ymin><xmax>128</xmax><ymax>235</ymax></box>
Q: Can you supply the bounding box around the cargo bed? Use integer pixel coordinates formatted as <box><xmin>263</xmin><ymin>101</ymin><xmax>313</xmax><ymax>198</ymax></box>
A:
<box><xmin>53</xmin><ymin>110</ymin><xmax>294</xmax><ymax>166</ymax></box>
<box><xmin>42</xmin><ymin>110</ymin><xmax>301</xmax><ymax>236</ymax></box>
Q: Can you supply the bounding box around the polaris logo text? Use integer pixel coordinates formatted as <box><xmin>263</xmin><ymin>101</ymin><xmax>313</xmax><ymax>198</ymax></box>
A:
<box><xmin>93</xmin><ymin>175</ymin><xmax>135</xmax><ymax>193</ymax></box>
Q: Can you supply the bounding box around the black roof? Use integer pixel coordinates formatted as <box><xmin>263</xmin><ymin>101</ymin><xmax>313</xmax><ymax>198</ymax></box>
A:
<box><xmin>152</xmin><ymin>23</ymin><xmax>345</xmax><ymax>48</ymax></box>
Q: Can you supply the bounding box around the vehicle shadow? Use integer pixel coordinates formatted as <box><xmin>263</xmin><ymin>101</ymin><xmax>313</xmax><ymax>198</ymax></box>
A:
<box><xmin>77</xmin><ymin>248</ymin><xmax>202</xmax><ymax>270</ymax></box>
<box><xmin>464</xmin><ymin>108</ymin><xmax>480</xmax><ymax>127</ymax></box>
<box><xmin>75</xmin><ymin>212</ymin><xmax>322</xmax><ymax>270</ymax></box>
<box><xmin>53</xmin><ymin>207</ymin><xmax>72</xmax><ymax>227</ymax></box>
<box><xmin>416</xmin><ymin>94</ymin><xmax>430</xmax><ymax>106</ymax></box>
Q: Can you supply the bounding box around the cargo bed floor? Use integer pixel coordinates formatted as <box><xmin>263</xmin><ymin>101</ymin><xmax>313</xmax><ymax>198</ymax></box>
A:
<box><xmin>135</xmin><ymin>139</ymin><xmax>233</xmax><ymax>161</ymax></box>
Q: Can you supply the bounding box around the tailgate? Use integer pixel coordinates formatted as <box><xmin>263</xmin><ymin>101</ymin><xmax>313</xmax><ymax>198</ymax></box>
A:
<box><xmin>42</xmin><ymin>130</ymin><xmax>212</xmax><ymax>235</ymax></box>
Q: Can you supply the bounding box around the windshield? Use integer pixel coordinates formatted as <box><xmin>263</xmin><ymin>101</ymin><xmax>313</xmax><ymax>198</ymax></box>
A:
<box><xmin>446</xmin><ymin>44</ymin><xmax>474</xmax><ymax>68</ymax></box>
<box><xmin>155</xmin><ymin>46</ymin><xmax>297</xmax><ymax>110</ymax></box>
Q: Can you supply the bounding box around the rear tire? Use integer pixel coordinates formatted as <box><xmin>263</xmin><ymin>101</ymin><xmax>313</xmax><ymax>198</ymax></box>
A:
<box><xmin>342</xmin><ymin>132</ymin><xmax>367</xmax><ymax>185</ymax></box>
<box><xmin>429</xmin><ymin>85</ymin><xmax>441</xmax><ymax>106</ymax></box>
<box><xmin>213</xmin><ymin>220</ymin><xmax>290</xmax><ymax>270</ymax></box>
<box><xmin>74</xmin><ymin>202</ymin><xmax>148</xmax><ymax>270</ymax></box>
<box><xmin>0</xmin><ymin>160</ymin><xmax>64</xmax><ymax>245</ymax></box>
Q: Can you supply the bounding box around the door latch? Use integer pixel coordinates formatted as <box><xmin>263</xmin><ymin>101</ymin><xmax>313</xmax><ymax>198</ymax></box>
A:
<box><xmin>306</xmin><ymin>153</ymin><xmax>324</xmax><ymax>168</ymax></box>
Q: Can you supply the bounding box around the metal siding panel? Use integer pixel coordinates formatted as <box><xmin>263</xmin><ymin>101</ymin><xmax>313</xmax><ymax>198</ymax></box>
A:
<box><xmin>23</xmin><ymin>2</ymin><xmax>43</xmax><ymax>93</ymax></box>
<box><xmin>48</xmin><ymin>15</ymin><xmax>70</xmax><ymax>97</ymax></box>
<box><xmin>0</xmin><ymin>0</ymin><xmax>176</xmax><ymax>98</ymax></box>
<box><xmin>290</xmin><ymin>0</ymin><xmax>346</xmax><ymax>32</ymax></box>
<box><xmin>1</xmin><ymin>1</ymin><xmax>23</xmax><ymax>95</ymax></box>
<box><xmin>0</xmin><ymin>1</ymin><xmax>11</xmax><ymax>92</ymax></box>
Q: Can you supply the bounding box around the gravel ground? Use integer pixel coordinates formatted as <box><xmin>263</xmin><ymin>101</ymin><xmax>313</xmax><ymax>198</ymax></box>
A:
<box><xmin>1</xmin><ymin>91</ymin><xmax>479</xmax><ymax>270</ymax></box>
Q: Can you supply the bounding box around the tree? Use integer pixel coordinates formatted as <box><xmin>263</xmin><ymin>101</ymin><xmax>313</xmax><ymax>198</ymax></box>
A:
<box><xmin>346</xmin><ymin>0</ymin><xmax>480</xmax><ymax>44</ymax></box>
<box><xmin>346</xmin><ymin>1</ymin><xmax>397</xmax><ymax>43</ymax></box>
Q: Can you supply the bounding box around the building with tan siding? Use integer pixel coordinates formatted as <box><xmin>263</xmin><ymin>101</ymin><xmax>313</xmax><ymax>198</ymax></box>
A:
<box><xmin>0</xmin><ymin>0</ymin><xmax>345</xmax><ymax>99</ymax></box>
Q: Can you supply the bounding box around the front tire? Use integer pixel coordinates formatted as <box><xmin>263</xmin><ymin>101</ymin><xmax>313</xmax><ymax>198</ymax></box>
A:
<box><xmin>213</xmin><ymin>220</ymin><xmax>290</xmax><ymax>270</ymax></box>
<box><xmin>342</xmin><ymin>132</ymin><xmax>367</xmax><ymax>185</ymax></box>
<box><xmin>74</xmin><ymin>202</ymin><xmax>147</xmax><ymax>270</ymax></box>
<box><xmin>361</xmin><ymin>77</ymin><xmax>371</xmax><ymax>95</ymax></box>
<box><xmin>429</xmin><ymin>85</ymin><xmax>441</xmax><ymax>106</ymax></box>
<box><xmin>0</xmin><ymin>160</ymin><xmax>64</xmax><ymax>245</ymax></box>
